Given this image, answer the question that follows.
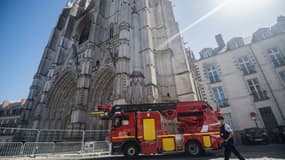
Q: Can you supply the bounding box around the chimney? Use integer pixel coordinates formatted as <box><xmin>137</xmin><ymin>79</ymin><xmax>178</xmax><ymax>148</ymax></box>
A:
<box><xmin>20</xmin><ymin>99</ymin><xmax>26</xmax><ymax>106</ymax></box>
<box><xmin>215</xmin><ymin>34</ymin><xmax>225</xmax><ymax>49</ymax></box>
<box><xmin>1</xmin><ymin>100</ymin><xmax>10</xmax><ymax>108</ymax></box>
<box><xmin>277</xmin><ymin>15</ymin><xmax>285</xmax><ymax>23</ymax></box>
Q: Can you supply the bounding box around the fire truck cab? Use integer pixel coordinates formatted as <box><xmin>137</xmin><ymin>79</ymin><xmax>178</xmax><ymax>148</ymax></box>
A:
<box><xmin>93</xmin><ymin>101</ymin><xmax>222</xmax><ymax>157</ymax></box>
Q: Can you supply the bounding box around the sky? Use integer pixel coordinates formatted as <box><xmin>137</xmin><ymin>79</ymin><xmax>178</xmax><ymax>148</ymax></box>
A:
<box><xmin>0</xmin><ymin>0</ymin><xmax>285</xmax><ymax>102</ymax></box>
<box><xmin>171</xmin><ymin>0</ymin><xmax>285</xmax><ymax>54</ymax></box>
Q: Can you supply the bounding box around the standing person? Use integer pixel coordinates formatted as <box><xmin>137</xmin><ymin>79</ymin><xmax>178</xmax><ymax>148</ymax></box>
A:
<box><xmin>218</xmin><ymin>116</ymin><xmax>245</xmax><ymax>160</ymax></box>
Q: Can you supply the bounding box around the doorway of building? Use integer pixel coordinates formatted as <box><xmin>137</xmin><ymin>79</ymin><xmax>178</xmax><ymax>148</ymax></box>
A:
<box><xmin>259</xmin><ymin>107</ymin><xmax>278</xmax><ymax>130</ymax></box>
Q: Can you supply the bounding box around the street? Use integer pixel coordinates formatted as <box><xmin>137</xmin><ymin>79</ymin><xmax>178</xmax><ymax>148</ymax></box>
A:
<box><xmin>2</xmin><ymin>144</ymin><xmax>285</xmax><ymax>160</ymax></box>
<box><xmin>89</xmin><ymin>144</ymin><xmax>285</xmax><ymax>160</ymax></box>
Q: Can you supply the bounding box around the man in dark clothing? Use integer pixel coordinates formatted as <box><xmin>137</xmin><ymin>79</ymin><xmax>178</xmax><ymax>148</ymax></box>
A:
<box><xmin>218</xmin><ymin>116</ymin><xmax>245</xmax><ymax>160</ymax></box>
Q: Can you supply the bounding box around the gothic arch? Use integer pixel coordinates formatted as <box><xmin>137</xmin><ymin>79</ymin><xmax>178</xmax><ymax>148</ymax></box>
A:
<box><xmin>89</xmin><ymin>66</ymin><xmax>116</xmax><ymax>108</ymax></box>
<box><xmin>73</xmin><ymin>14</ymin><xmax>93</xmax><ymax>44</ymax></box>
<box><xmin>46</xmin><ymin>71</ymin><xmax>77</xmax><ymax>129</ymax></box>
<box><xmin>87</xmin><ymin>66</ymin><xmax>116</xmax><ymax>130</ymax></box>
<box><xmin>79</xmin><ymin>20</ymin><xmax>91</xmax><ymax>44</ymax></box>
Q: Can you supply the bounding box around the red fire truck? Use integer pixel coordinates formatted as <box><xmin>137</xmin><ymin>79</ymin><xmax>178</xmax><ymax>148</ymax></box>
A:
<box><xmin>92</xmin><ymin>101</ymin><xmax>222</xmax><ymax>157</ymax></box>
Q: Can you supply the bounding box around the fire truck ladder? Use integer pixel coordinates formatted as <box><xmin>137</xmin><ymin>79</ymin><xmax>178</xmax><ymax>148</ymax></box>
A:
<box><xmin>112</xmin><ymin>103</ymin><xmax>176</xmax><ymax>113</ymax></box>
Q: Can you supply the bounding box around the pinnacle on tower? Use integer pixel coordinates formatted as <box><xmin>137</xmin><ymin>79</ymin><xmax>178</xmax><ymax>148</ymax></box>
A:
<box><xmin>65</xmin><ymin>0</ymin><xmax>74</xmax><ymax>8</ymax></box>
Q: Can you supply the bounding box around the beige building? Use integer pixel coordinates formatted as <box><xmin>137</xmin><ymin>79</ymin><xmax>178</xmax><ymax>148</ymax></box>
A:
<box><xmin>195</xmin><ymin>16</ymin><xmax>285</xmax><ymax>132</ymax></box>
<box><xmin>0</xmin><ymin>99</ymin><xmax>27</xmax><ymax>142</ymax></box>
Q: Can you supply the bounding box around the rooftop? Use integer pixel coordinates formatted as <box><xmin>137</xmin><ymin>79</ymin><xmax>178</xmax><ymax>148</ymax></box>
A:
<box><xmin>197</xmin><ymin>15</ymin><xmax>285</xmax><ymax>60</ymax></box>
<box><xmin>0</xmin><ymin>99</ymin><xmax>27</xmax><ymax>109</ymax></box>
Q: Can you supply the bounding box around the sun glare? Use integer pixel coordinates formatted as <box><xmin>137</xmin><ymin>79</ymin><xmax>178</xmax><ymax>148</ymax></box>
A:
<box><xmin>224</xmin><ymin>0</ymin><xmax>269</xmax><ymax>14</ymax></box>
<box><xmin>229</xmin><ymin>0</ymin><xmax>263</xmax><ymax>6</ymax></box>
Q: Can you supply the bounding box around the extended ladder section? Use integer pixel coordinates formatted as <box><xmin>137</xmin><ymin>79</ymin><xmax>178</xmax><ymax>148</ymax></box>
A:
<box><xmin>94</xmin><ymin>103</ymin><xmax>177</xmax><ymax>119</ymax></box>
<box><xmin>112</xmin><ymin>103</ymin><xmax>176</xmax><ymax>113</ymax></box>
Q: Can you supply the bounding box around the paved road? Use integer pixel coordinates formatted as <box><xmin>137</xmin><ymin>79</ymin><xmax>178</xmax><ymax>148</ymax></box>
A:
<box><xmin>4</xmin><ymin>144</ymin><xmax>285</xmax><ymax>160</ymax></box>
<box><xmin>88</xmin><ymin>144</ymin><xmax>285</xmax><ymax>160</ymax></box>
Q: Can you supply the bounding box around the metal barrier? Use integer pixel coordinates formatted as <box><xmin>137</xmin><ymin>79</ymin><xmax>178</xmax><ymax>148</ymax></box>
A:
<box><xmin>0</xmin><ymin>142</ymin><xmax>23</xmax><ymax>156</ymax></box>
<box><xmin>22</xmin><ymin>142</ymin><xmax>55</xmax><ymax>155</ymax></box>
<box><xmin>0</xmin><ymin>127</ymin><xmax>111</xmax><ymax>157</ymax></box>
<box><xmin>54</xmin><ymin>142</ymin><xmax>82</xmax><ymax>153</ymax></box>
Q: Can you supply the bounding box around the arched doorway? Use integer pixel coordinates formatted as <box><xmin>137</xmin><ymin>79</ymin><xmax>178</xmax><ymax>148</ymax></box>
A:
<box><xmin>46</xmin><ymin>72</ymin><xmax>77</xmax><ymax>130</ymax></box>
<box><xmin>88</xmin><ymin>66</ymin><xmax>116</xmax><ymax>130</ymax></box>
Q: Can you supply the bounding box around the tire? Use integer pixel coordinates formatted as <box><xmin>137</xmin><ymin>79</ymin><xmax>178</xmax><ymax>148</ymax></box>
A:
<box><xmin>185</xmin><ymin>141</ymin><xmax>203</xmax><ymax>156</ymax></box>
<box><xmin>123</xmin><ymin>143</ymin><xmax>139</xmax><ymax>158</ymax></box>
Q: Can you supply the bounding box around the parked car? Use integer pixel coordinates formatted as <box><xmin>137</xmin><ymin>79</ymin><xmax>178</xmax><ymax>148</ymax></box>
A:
<box><xmin>271</xmin><ymin>126</ymin><xmax>285</xmax><ymax>143</ymax></box>
<box><xmin>240</xmin><ymin>128</ymin><xmax>269</xmax><ymax>145</ymax></box>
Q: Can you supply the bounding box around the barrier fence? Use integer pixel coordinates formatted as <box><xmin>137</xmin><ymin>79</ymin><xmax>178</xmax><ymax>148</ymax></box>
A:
<box><xmin>0</xmin><ymin>127</ymin><xmax>110</xmax><ymax>157</ymax></box>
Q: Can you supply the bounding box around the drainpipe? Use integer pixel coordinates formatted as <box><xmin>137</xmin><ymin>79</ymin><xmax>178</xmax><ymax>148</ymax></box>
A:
<box><xmin>249</xmin><ymin>45</ymin><xmax>285</xmax><ymax>121</ymax></box>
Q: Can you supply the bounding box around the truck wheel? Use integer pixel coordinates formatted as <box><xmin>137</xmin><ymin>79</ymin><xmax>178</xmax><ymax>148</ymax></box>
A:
<box><xmin>123</xmin><ymin>143</ymin><xmax>138</xmax><ymax>158</ymax></box>
<box><xmin>186</xmin><ymin>141</ymin><xmax>203</xmax><ymax>156</ymax></box>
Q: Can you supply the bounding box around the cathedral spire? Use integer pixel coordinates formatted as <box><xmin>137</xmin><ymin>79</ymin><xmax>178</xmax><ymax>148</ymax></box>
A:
<box><xmin>69</xmin><ymin>0</ymin><xmax>85</xmax><ymax>16</ymax></box>
<box><xmin>65</xmin><ymin>0</ymin><xmax>73</xmax><ymax>8</ymax></box>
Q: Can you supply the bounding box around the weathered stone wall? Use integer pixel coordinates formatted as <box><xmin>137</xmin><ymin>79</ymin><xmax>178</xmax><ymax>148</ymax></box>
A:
<box><xmin>26</xmin><ymin>0</ymin><xmax>198</xmax><ymax>130</ymax></box>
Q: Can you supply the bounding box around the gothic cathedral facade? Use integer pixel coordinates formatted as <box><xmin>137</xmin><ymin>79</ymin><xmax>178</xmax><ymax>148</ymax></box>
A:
<box><xmin>26</xmin><ymin>0</ymin><xmax>198</xmax><ymax>130</ymax></box>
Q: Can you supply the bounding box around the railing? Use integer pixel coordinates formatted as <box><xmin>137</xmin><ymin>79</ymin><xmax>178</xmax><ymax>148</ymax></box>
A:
<box><xmin>0</xmin><ymin>127</ymin><xmax>110</xmax><ymax>157</ymax></box>
<box><xmin>252</xmin><ymin>90</ymin><xmax>269</xmax><ymax>102</ymax></box>
<box><xmin>0</xmin><ymin>142</ymin><xmax>23</xmax><ymax>156</ymax></box>
<box><xmin>273</xmin><ymin>57</ymin><xmax>285</xmax><ymax>68</ymax></box>
<box><xmin>215</xmin><ymin>99</ymin><xmax>230</xmax><ymax>108</ymax></box>
<box><xmin>209</xmin><ymin>77</ymin><xmax>221</xmax><ymax>84</ymax></box>
<box><xmin>241</xmin><ymin>65</ymin><xmax>256</xmax><ymax>75</ymax></box>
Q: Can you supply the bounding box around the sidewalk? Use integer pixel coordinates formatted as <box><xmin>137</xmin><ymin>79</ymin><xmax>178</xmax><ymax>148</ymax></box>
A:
<box><xmin>1</xmin><ymin>152</ymin><xmax>111</xmax><ymax>160</ymax></box>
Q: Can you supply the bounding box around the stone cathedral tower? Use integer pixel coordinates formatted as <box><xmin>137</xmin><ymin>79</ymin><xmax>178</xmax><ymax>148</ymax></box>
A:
<box><xmin>26</xmin><ymin>0</ymin><xmax>198</xmax><ymax>130</ymax></box>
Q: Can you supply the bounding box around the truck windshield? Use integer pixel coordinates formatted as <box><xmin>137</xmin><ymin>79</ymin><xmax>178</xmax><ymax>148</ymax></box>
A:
<box><xmin>112</xmin><ymin>116</ymin><xmax>129</xmax><ymax>128</ymax></box>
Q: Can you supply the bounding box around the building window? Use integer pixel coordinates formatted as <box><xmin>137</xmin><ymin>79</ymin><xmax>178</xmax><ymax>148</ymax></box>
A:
<box><xmin>223</xmin><ymin>113</ymin><xmax>235</xmax><ymax>130</ymax></box>
<box><xmin>208</xmin><ymin>66</ymin><xmax>220</xmax><ymax>83</ymax></box>
<box><xmin>268</xmin><ymin>48</ymin><xmax>285</xmax><ymax>67</ymax></box>
<box><xmin>234</xmin><ymin>41</ymin><xmax>240</xmax><ymax>49</ymax></box>
<box><xmin>279</xmin><ymin>71</ymin><xmax>285</xmax><ymax>85</ymax></box>
<box><xmin>281</xmin><ymin>25</ymin><xmax>285</xmax><ymax>32</ymax></box>
<box><xmin>238</xmin><ymin>56</ymin><xmax>256</xmax><ymax>75</ymax></box>
<box><xmin>109</xmin><ymin>23</ymin><xmax>114</xmax><ymax>39</ymax></box>
<box><xmin>262</xmin><ymin>33</ymin><xmax>267</xmax><ymax>39</ymax></box>
<box><xmin>79</xmin><ymin>21</ymin><xmax>91</xmax><ymax>44</ymax></box>
<box><xmin>212</xmin><ymin>87</ymin><xmax>229</xmax><ymax>107</ymax></box>
<box><xmin>206</xmin><ymin>51</ymin><xmax>212</xmax><ymax>57</ymax></box>
<box><xmin>247</xmin><ymin>79</ymin><xmax>269</xmax><ymax>102</ymax></box>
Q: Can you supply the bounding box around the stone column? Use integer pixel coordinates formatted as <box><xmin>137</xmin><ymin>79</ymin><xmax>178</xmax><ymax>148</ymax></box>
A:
<box><xmin>70</xmin><ymin>11</ymin><xmax>98</xmax><ymax>130</ymax></box>
<box><xmin>129</xmin><ymin>7</ymin><xmax>145</xmax><ymax>104</ymax></box>
<box><xmin>160</xmin><ymin>0</ymin><xmax>196</xmax><ymax>101</ymax></box>
<box><xmin>72</xmin><ymin>48</ymin><xmax>92</xmax><ymax>130</ymax></box>
<box><xmin>27</xmin><ymin>73</ymin><xmax>43</xmax><ymax>129</ymax></box>
<box><xmin>139</xmin><ymin>6</ymin><xmax>159</xmax><ymax>103</ymax></box>
<box><xmin>37</xmin><ymin>63</ymin><xmax>58</xmax><ymax>129</ymax></box>
<box><xmin>113</xmin><ymin>1</ymin><xmax>131</xmax><ymax>104</ymax></box>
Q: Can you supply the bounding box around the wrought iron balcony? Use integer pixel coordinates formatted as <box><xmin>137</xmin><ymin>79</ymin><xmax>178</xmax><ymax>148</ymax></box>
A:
<box><xmin>215</xmin><ymin>98</ymin><xmax>230</xmax><ymax>108</ymax></box>
<box><xmin>209</xmin><ymin>77</ymin><xmax>221</xmax><ymax>84</ymax></box>
<box><xmin>241</xmin><ymin>65</ymin><xmax>256</xmax><ymax>75</ymax></box>
<box><xmin>252</xmin><ymin>90</ymin><xmax>269</xmax><ymax>102</ymax></box>
<box><xmin>273</xmin><ymin>57</ymin><xmax>285</xmax><ymax>68</ymax></box>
